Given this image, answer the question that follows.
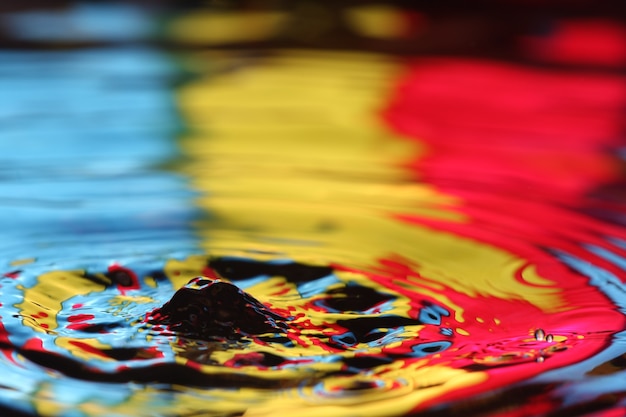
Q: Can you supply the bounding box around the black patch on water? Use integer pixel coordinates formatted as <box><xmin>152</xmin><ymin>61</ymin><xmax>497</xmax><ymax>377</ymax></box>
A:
<box><xmin>424</xmin><ymin>311</ymin><xmax>440</xmax><ymax>322</ymax></box>
<box><xmin>229</xmin><ymin>352</ymin><xmax>286</xmax><ymax>368</ymax></box>
<box><xmin>343</xmin><ymin>355</ymin><xmax>393</xmax><ymax>370</ymax></box>
<box><xmin>422</xmin><ymin>344</ymin><xmax>445</xmax><ymax>353</ymax></box>
<box><xmin>342</xmin><ymin>381</ymin><xmax>381</xmax><ymax>391</ymax></box>
<box><xmin>260</xmin><ymin>352</ymin><xmax>287</xmax><ymax>367</ymax></box>
<box><xmin>0</xmin><ymin>340</ymin><xmax>294</xmax><ymax>390</ymax></box>
<box><xmin>336</xmin><ymin>315</ymin><xmax>423</xmax><ymax>343</ymax></box>
<box><xmin>82</xmin><ymin>272</ymin><xmax>113</xmax><ymax>287</ymax></box>
<box><xmin>209</xmin><ymin>258</ymin><xmax>333</xmax><ymax>284</ymax></box>
<box><xmin>21</xmin><ymin>348</ymin><xmax>291</xmax><ymax>388</ymax></box>
<box><xmin>76</xmin><ymin>322</ymin><xmax>121</xmax><ymax>333</ymax></box>
<box><xmin>256</xmin><ymin>335</ymin><xmax>293</xmax><ymax>345</ymax></box>
<box><xmin>0</xmin><ymin>404</ymin><xmax>36</xmax><ymax>417</ymax></box>
<box><xmin>147</xmin><ymin>270</ymin><xmax>169</xmax><ymax>282</ymax></box>
<box><xmin>101</xmin><ymin>348</ymin><xmax>142</xmax><ymax>361</ymax></box>
<box><xmin>321</xmin><ymin>285</ymin><xmax>395</xmax><ymax>312</ymax></box>
<box><xmin>610</xmin><ymin>354</ymin><xmax>626</xmax><ymax>368</ymax></box>
<box><xmin>106</xmin><ymin>270</ymin><xmax>134</xmax><ymax>287</ymax></box>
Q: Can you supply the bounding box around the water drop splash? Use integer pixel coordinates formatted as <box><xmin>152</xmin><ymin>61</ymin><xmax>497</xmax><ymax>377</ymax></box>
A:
<box><xmin>535</xmin><ymin>329</ymin><xmax>546</xmax><ymax>342</ymax></box>
<box><xmin>146</xmin><ymin>277</ymin><xmax>290</xmax><ymax>340</ymax></box>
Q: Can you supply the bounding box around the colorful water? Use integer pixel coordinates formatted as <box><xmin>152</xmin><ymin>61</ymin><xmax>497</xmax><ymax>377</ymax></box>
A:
<box><xmin>1</xmin><ymin>3</ymin><xmax>626</xmax><ymax>417</ymax></box>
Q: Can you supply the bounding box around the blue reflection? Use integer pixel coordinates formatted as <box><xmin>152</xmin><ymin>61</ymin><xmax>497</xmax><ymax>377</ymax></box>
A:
<box><xmin>0</xmin><ymin>47</ymin><xmax>199</xmax><ymax>268</ymax></box>
<box><xmin>418</xmin><ymin>303</ymin><xmax>450</xmax><ymax>325</ymax></box>
<box><xmin>556</xmin><ymin>250</ymin><xmax>626</xmax><ymax>313</ymax></box>
<box><xmin>586</xmin><ymin>244</ymin><xmax>626</xmax><ymax>272</ymax></box>
<box><xmin>2</xmin><ymin>3</ymin><xmax>153</xmax><ymax>42</ymax></box>
<box><xmin>410</xmin><ymin>341</ymin><xmax>452</xmax><ymax>357</ymax></box>
<box><xmin>530</xmin><ymin>249</ymin><xmax>626</xmax><ymax>398</ymax></box>
<box><xmin>297</xmin><ymin>274</ymin><xmax>340</xmax><ymax>298</ymax></box>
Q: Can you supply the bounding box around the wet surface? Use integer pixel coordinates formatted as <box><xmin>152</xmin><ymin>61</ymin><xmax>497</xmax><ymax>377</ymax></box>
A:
<box><xmin>1</xmin><ymin>3</ymin><xmax>626</xmax><ymax>417</ymax></box>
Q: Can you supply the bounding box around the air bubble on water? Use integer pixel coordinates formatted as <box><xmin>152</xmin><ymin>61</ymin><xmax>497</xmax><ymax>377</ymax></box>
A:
<box><xmin>534</xmin><ymin>328</ymin><xmax>546</xmax><ymax>341</ymax></box>
<box><xmin>546</xmin><ymin>334</ymin><xmax>554</xmax><ymax>342</ymax></box>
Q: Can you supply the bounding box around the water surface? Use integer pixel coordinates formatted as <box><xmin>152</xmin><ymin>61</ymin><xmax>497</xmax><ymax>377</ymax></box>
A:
<box><xmin>1</xmin><ymin>4</ymin><xmax>626</xmax><ymax>417</ymax></box>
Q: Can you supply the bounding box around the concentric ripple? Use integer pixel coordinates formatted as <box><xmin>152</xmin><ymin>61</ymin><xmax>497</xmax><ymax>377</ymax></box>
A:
<box><xmin>1</xmin><ymin>7</ymin><xmax>626</xmax><ymax>417</ymax></box>
<box><xmin>1</xmin><ymin>244</ymin><xmax>624</xmax><ymax>417</ymax></box>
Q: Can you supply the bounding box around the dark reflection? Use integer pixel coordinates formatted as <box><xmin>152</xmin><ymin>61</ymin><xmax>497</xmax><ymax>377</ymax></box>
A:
<box><xmin>209</xmin><ymin>258</ymin><xmax>333</xmax><ymax>283</ymax></box>
<box><xmin>317</xmin><ymin>284</ymin><xmax>395</xmax><ymax>312</ymax></box>
<box><xmin>2</xmin><ymin>1</ymin><xmax>625</xmax><ymax>65</ymax></box>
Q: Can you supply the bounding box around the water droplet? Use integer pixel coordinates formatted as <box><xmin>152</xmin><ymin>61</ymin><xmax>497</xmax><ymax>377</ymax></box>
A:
<box><xmin>535</xmin><ymin>329</ymin><xmax>546</xmax><ymax>342</ymax></box>
<box><xmin>536</xmin><ymin>356</ymin><xmax>545</xmax><ymax>363</ymax></box>
<box><xmin>546</xmin><ymin>334</ymin><xmax>554</xmax><ymax>342</ymax></box>
<box><xmin>534</xmin><ymin>328</ymin><xmax>546</xmax><ymax>341</ymax></box>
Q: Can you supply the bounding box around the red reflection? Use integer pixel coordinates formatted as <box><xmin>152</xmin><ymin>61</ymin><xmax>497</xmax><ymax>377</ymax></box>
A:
<box><xmin>521</xmin><ymin>19</ymin><xmax>626</xmax><ymax>68</ymax></box>
<box><xmin>381</xmin><ymin>30</ymin><xmax>626</xmax><ymax>411</ymax></box>
<box><xmin>382</xmin><ymin>57</ymin><xmax>626</xmax><ymax>278</ymax></box>
<box><xmin>383</xmin><ymin>58</ymin><xmax>626</xmax><ymax>198</ymax></box>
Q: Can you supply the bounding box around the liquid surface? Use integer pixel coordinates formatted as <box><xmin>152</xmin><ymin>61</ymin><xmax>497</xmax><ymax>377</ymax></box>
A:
<box><xmin>1</xmin><ymin>4</ymin><xmax>626</xmax><ymax>417</ymax></box>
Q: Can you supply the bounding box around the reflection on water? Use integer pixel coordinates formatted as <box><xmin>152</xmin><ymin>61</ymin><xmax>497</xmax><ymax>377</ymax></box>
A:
<box><xmin>1</xmin><ymin>3</ymin><xmax>626</xmax><ymax>417</ymax></box>
<box><xmin>0</xmin><ymin>46</ymin><xmax>198</xmax><ymax>269</ymax></box>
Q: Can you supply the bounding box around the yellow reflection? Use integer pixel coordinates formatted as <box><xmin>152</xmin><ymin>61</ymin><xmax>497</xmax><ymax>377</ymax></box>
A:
<box><xmin>177</xmin><ymin>50</ymin><xmax>565</xmax><ymax>313</ymax></box>
<box><xmin>10</xmin><ymin>257</ymin><xmax>36</xmax><ymax>267</ymax></box>
<box><xmin>168</xmin><ymin>11</ymin><xmax>289</xmax><ymax>45</ymax></box>
<box><xmin>174</xmin><ymin>48</ymin><xmax>567</xmax><ymax>414</ymax></box>
<box><xmin>169</xmin><ymin>5</ymin><xmax>418</xmax><ymax>45</ymax></box>
<box><xmin>54</xmin><ymin>337</ymin><xmax>113</xmax><ymax>362</ymax></box>
<box><xmin>345</xmin><ymin>5</ymin><xmax>413</xmax><ymax>39</ymax></box>
<box><xmin>17</xmin><ymin>270</ymin><xmax>106</xmax><ymax>332</ymax></box>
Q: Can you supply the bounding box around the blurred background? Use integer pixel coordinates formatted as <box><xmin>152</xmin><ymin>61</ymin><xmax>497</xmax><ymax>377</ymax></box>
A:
<box><xmin>2</xmin><ymin>0</ymin><xmax>626</xmax><ymax>61</ymax></box>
